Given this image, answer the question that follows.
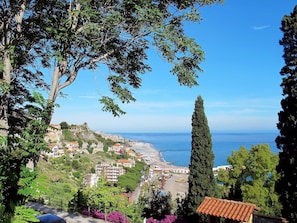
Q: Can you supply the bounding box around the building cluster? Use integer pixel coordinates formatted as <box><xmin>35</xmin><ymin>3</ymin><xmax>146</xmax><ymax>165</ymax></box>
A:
<box><xmin>44</xmin><ymin>124</ymin><xmax>142</xmax><ymax>186</ymax></box>
<box><xmin>43</xmin><ymin>124</ymin><xmax>105</xmax><ymax>158</ymax></box>
<box><xmin>44</xmin><ymin>123</ymin><xmax>191</xmax><ymax>189</ymax></box>
<box><xmin>84</xmin><ymin>159</ymin><xmax>136</xmax><ymax>187</ymax></box>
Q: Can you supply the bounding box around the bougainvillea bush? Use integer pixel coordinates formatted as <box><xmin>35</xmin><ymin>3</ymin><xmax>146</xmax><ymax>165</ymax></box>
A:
<box><xmin>146</xmin><ymin>215</ymin><xmax>177</xmax><ymax>223</ymax></box>
<box><xmin>82</xmin><ymin>209</ymin><xmax>91</xmax><ymax>216</ymax></box>
<box><xmin>107</xmin><ymin>211</ymin><xmax>130</xmax><ymax>223</ymax></box>
<box><xmin>82</xmin><ymin>209</ymin><xmax>130</xmax><ymax>223</ymax></box>
<box><xmin>92</xmin><ymin>210</ymin><xmax>105</xmax><ymax>219</ymax></box>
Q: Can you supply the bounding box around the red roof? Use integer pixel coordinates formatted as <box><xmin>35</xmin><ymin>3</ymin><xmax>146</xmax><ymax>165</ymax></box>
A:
<box><xmin>196</xmin><ymin>197</ymin><xmax>260</xmax><ymax>222</ymax></box>
<box><xmin>118</xmin><ymin>159</ymin><xmax>130</xmax><ymax>163</ymax></box>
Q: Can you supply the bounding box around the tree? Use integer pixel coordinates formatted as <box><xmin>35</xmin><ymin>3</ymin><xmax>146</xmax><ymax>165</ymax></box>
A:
<box><xmin>1</xmin><ymin>0</ymin><xmax>223</xmax><ymax>218</ymax></box>
<box><xmin>186</xmin><ymin>96</ymin><xmax>216</xmax><ymax>222</ymax></box>
<box><xmin>140</xmin><ymin>189</ymin><xmax>173</xmax><ymax>221</ymax></box>
<box><xmin>0</xmin><ymin>93</ymin><xmax>50</xmax><ymax>220</ymax></box>
<box><xmin>218</xmin><ymin>144</ymin><xmax>281</xmax><ymax>216</ymax></box>
<box><xmin>35</xmin><ymin>0</ymin><xmax>223</xmax><ymax>118</ymax></box>
<box><xmin>117</xmin><ymin>161</ymin><xmax>145</xmax><ymax>192</ymax></box>
<box><xmin>0</xmin><ymin>1</ymin><xmax>54</xmax><ymax>217</ymax></box>
<box><xmin>60</xmin><ymin>121</ymin><xmax>69</xmax><ymax>130</ymax></box>
<box><xmin>0</xmin><ymin>0</ymin><xmax>50</xmax><ymax>136</ymax></box>
<box><xmin>275</xmin><ymin>5</ymin><xmax>297</xmax><ymax>222</ymax></box>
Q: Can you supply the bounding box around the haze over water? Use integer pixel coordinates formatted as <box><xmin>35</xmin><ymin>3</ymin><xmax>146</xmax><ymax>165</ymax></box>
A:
<box><xmin>114</xmin><ymin>132</ymin><xmax>278</xmax><ymax>167</ymax></box>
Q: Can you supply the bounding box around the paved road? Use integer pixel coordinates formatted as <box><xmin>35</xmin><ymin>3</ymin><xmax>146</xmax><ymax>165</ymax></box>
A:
<box><xmin>27</xmin><ymin>202</ymin><xmax>110</xmax><ymax>223</ymax></box>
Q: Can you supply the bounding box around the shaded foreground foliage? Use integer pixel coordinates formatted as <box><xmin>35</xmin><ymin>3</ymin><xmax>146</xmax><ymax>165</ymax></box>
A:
<box><xmin>1</xmin><ymin>0</ymin><xmax>223</xmax><ymax>219</ymax></box>
<box><xmin>275</xmin><ymin>5</ymin><xmax>297</xmax><ymax>222</ymax></box>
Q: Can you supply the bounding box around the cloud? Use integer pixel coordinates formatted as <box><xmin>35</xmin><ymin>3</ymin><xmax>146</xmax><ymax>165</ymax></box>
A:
<box><xmin>252</xmin><ymin>25</ymin><xmax>270</xmax><ymax>30</ymax></box>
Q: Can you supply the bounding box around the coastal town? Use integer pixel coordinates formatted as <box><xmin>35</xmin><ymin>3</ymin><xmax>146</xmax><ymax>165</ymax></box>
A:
<box><xmin>43</xmin><ymin>123</ymin><xmax>194</xmax><ymax>201</ymax></box>
<box><xmin>24</xmin><ymin>123</ymin><xmax>287</xmax><ymax>223</ymax></box>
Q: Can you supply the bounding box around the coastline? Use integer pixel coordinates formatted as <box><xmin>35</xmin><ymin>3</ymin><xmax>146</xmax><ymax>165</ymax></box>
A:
<box><xmin>128</xmin><ymin>140</ymin><xmax>189</xmax><ymax>200</ymax></box>
<box><xmin>129</xmin><ymin>141</ymin><xmax>174</xmax><ymax>167</ymax></box>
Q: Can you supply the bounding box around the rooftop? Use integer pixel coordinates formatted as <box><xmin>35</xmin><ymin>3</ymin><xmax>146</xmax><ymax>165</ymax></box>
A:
<box><xmin>196</xmin><ymin>197</ymin><xmax>260</xmax><ymax>222</ymax></box>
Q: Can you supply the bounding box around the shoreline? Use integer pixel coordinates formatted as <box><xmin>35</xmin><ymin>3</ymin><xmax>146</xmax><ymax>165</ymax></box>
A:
<box><xmin>128</xmin><ymin>140</ymin><xmax>190</xmax><ymax>201</ymax></box>
<box><xmin>129</xmin><ymin>141</ymin><xmax>168</xmax><ymax>165</ymax></box>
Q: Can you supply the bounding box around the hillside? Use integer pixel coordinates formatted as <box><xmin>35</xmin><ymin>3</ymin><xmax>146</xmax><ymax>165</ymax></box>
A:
<box><xmin>34</xmin><ymin>123</ymin><xmax>125</xmax><ymax>209</ymax></box>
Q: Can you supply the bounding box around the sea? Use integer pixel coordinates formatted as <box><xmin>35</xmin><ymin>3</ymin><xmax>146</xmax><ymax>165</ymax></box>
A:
<box><xmin>112</xmin><ymin>131</ymin><xmax>279</xmax><ymax>167</ymax></box>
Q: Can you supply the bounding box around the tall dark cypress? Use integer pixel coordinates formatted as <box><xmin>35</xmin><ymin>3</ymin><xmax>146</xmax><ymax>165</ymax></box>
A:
<box><xmin>275</xmin><ymin>5</ymin><xmax>297</xmax><ymax>223</ymax></box>
<box><xmin>187</xmin><ymin>96</ymin><xmax>216</xmax><ymax>221</ymax></box>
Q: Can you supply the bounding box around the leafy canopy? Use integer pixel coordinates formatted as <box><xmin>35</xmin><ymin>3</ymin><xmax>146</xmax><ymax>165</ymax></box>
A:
<box><xmin>218</xmin><ymin>144</ymin><xmax>281</xmax><ymax>216</ymax></box>
<box><xmin>35</xmin><ymin>0</ymin><xmax>223</xmax><ymax>116</ymax></box>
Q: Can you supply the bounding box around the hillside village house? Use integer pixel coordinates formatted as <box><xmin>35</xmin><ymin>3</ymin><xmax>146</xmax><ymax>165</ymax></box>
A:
<box><xmin>83</xmin><ymin>174</ymin><xmax>99</xmax><ymax>187</ymax></box>
<box><xmin>65</xmin><ymin>141</ymin><xmax>79</xmax><ymax>152</ymax></box>
<box><xmin>85</xmin><ymin>159</ymin><xmax>137</xmax><ymax>186</ymax></box>
<box><xmin>127</xmin><ymin>149</ymin><xmax>137</xmax><ymax>157</ymax></box>
<box><xmin>110</xmin><ymin>143</ymin><xmax>124</xmax><ymax>153</ymax></box>
<box><xmin>45</xmin><ymin>124</ymin><xmax>62</xmax><ymax>143</ymax></box>
<box><xmin>96</xmin><ymin>163</ymin><xmax>125</xmax><ymax>183</ymax></box>
<box><xmin>117</xmin><ymin>159</ymin><xmax>135</xmax><ymax>168</ymax></box>
<box><xmin>70</xmin><ymin>125</ymin><xmax>81</xmax><ymax>132</ymax></box>
<box><xmin>43</xmin><ymin>144</ymin><xmax>64</xmax><ymax>158</ymax></box>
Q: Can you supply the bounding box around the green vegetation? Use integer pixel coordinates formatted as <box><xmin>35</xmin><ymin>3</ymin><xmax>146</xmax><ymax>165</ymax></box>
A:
<box><xmin>1</xmin><ymin>0</ymin><xmax>222</xmax><ymax>219</ymax></box>
<box><xmin>139</xmin><ymin>189</ymin><xmax>173</xmax><ymax>220</ymax></box>
<box><xmin>218</xmin><ymin>144</ymin><xmax>281</xmax><ymax>216</ymax></box>
<box><xmin>69</xmin><ymin>177</ymin><xmax>143</xmax><ymax>222</ymax></box>
<box><xmin>33</xmin><ymin>150</ymin><xmax>114</xmax><ymax>209</ymax></box>
<box><xmin>117</xmin><ymin>161</ymin><xmax>146</xmax><ymax>192</ymax></box>
<box><xmin>60</xmin><ymin>122</ymin><xmax>69</xmax><ymax>130</ymax></box>
<box><xmin>0</xmin><ymin>93</ymin><xmax>51</xmax><ymax>222</ymax></box>
<box><xmin>12</xmin><ymin>206</ymin><xmax>39</xmax><ymax>223</ymax></box>
<box><xmin>62</xmin><ymin>130</ymin><xmax>77</xmax><ymax>142</ymax></box>
<box><xmin>275</xmin><ymin>5</ymin><xmax>297</xmax><ymax>222</ymax></box>
<box><xmin>185</xmin><ymin>96</ymin><xmax>216</xmax><ymax>222</ymax></box>
<box><xmin>25</xmin><ymin>125</ymin><xmax>146</xmax><ymax>214</ymax></box>
<box><xmin>61</xmin><ymin>127</ymin><xmax>115</xmax><ymax>149</ymax></box>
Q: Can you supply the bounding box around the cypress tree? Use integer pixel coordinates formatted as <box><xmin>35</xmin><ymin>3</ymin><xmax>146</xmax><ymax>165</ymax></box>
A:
<box><xmin>275</xmin><ymin>5</ymin><xmax>297</xmax><ymax>222</ymax></box>
<box><xmin>186</xmin><ymin>96</ymin><xmax>216</xmax><ymax>221</ymax></box>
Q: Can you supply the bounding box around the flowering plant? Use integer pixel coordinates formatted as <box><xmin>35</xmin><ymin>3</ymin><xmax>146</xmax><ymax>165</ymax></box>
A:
<box><xmin>146</xmin><ymin>215</ymin><xmax>177</xmax><ymax>223</ymax></box>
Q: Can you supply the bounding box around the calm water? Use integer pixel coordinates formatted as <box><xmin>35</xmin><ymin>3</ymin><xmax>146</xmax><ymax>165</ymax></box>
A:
<box><xmin>113</xmin><ymin>132</ymin><xmax>279</xmax><ymax>167</ymax></box>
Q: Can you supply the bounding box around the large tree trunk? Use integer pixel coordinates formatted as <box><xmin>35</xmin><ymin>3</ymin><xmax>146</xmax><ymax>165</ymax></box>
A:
<box><xmin>0</xmin><ymin>1</ymin><xmax>26</xmax><ymax>137</ymax></box>
<box><xmin>0</xmin><ymin>50</ymin><xmax>11</xmax><ymax>137</ymax></box>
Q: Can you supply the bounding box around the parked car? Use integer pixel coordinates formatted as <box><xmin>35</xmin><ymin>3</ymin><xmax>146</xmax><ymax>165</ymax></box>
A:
<box><xmin>36</xmin><ymin>214</ymin><xmax>66</xmax><ymax>223</ymax></box>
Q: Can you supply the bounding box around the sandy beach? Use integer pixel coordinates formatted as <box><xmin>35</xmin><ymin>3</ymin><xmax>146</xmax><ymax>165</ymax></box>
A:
<box><xmin>131</xmin><ymin>141</ymin><xmax>164</xmax><ymax>163</ymax></box>
<box><xmin>130</xmin><ymin>141</ymin><xmax>189</xmax><ymax>200</ymax></box>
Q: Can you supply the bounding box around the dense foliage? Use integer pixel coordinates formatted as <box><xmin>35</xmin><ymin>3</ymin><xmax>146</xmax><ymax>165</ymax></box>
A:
<box><xmin>11</xmin><ymin>206</ymin><xmax>39</xmax><ymax>223</ymax></box>
<box><xmin>34</xmin><ymin>151</ymin><xmax>115</xmax><ymax>209</ymax></box>
<box><xmin>1</xmin><ymin>0</ymin><xmax>223</xmax><ymax>218</ymax></box>
<box><xmin>82</xmin><ymin>209</ymin><xmax>132</xmax><ymax>223</ymax></box>
<box><xmin>117</xmin><ymin>161</ymin><xmax>146</xmax><ymax>192</ymax></box>
<box><xmin>140</xmin><ymin>189</ymin><xmax>173</xmax><ymax>221</ymax></box>
<box><xmin>70</xmin><ymin>177</ymin><xmax>145</xmax><ymax>222</ymax></box>
<box><xmin>186</xmin><ymin>96</ymin><xmax>216</xmax><ymax>222</ymax></box>
<box><xmin>275</xmin><ymin>5</ymin><xmax>297</xmax><ymax>222</ymax></box>
<box><xmin>218</xmin><ymin>144</ymin><xmax>281</xmax><ymax>216</ymax></box>
<box><xmin>0</xmin><ymin>93</ymin><xmax>50</xmax><ymax>221</ymax></box>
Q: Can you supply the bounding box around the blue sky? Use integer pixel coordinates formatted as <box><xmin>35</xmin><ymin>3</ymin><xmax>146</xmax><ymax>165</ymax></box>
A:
<box><xmin>50</xmin><ymin>0</ymin><xmax>296</xmax><ymax>133</ymax></box>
